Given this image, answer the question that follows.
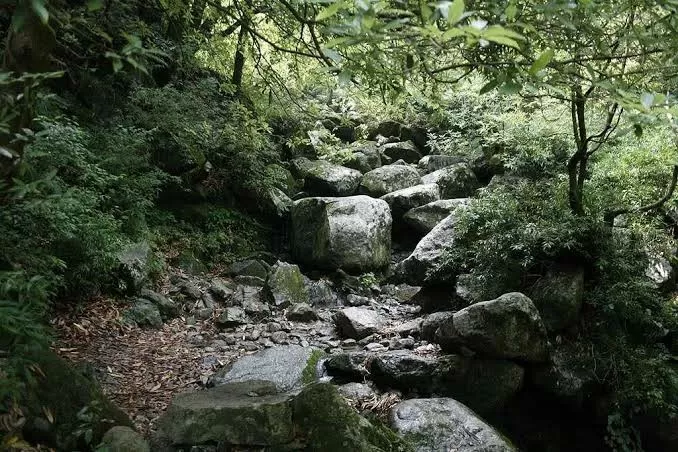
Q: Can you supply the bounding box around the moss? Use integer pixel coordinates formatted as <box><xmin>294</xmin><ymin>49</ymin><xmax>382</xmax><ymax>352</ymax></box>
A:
<box><xmin>292</xmin><ymin>383</ymin><xmax>413</xmax><ymax>452</ymax></box>
<box><xmin>21</xmin><ymin>349</ymin><xmax>133</xmax><ymax>450</ymax></box>
<box><xmin>301</xmin><ymin>350</ymin><xmax>325</xmax><ymax>385</ymax></box>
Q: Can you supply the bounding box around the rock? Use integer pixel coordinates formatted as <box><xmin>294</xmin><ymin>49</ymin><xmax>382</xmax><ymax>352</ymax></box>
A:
<box><xmin>124</xmin><ymin>299</ymin><xmax>162</xmax><ymax>329</ymax></box>
<box><xmin>291</xmin><ymin>196</ymin><xmax>392</xmax><ymax>272</ymax></box>
<box><xmin>390</xmin><ymin>398</ymin><xmax>518</xmax><ymax>452</ymax></box>
<box><xmin>530</xmin><ymin>342</ymin><xmax>598</xmax><ymax>411</ymax></box>
<box><xmin>291</xmin><ymin>157</ymin><xmax>363</xmax><ymax>196</ymax></box>
<box><xmin>455</xmin><ymin>273</ymin><xmax>482</xmax><ymax>305</ymax></box>
<box><xmin>403</xmin><ymin>199</ymin><xmax>469</xmax><ymax>236</ymax></box>
<box><xmin>227</xmin><ymin>259</ymin><xmax>269</xmax><ymax>279</ymax></box>
<box><xmin>215</xmin><ymin>307</ymin><xmax>250</xmax><ymax>328</ymax></box>
<box><xmin>420</xmin><ymin>312</ymin><xmax>455</xmax><ymax>342</ymax></box>
<box><xmin>261</xmin><ymin>187</ymin><xmax>294</xmax><ymax>219</ymax></box>
<box><xmin>156</xmin><ymin>381</ymin><xmax>296</xmax><ymax>447</ymax></box>
<box><xmin>139</xmin><ymin>289</ymin><xmax>180</xmax><ymax>320</ymax></box>
<box><xmin>323</xmin><ymin>352</ymin><xmax>371</xmax><ymax>380</ymax></box>
<box><xmin>646</xmin><ymin>253</ymin><xmax>676</xmax><ymax>290</ymax></box>
<box><xmin>410</xmin><ymin>285</ymin><xmax>458</xmax><ymax>313</ymax></box>
<box><xmin>307</xmin><ymin>278</ymin><xmax>339</xmax><ymax>306</ymax></box>
<box><xmin>210</xmin><ymin>346</ymin><xmax>323</xmax><ymax>392</ymax></box>
<box><xmin>334</xmin><ymin>307</ymin><xmax>386</xmax><ymax>340</ymax></box>
<box><xmin>286</xmin><ymin>303</ymin><xmax>319</xmax><ymax>322</ymax></box>
<box><xmin>401</xmin><ymin>125</ymin><xmax>429</xmax><ymax>150</ymax></box>
<box><xmin>116</xmin><ymin>241</ymin><xmax>152</xmax><ymax>294</ymax></box>
<box><xmin>418</xmin><ymin>155</ymin><xmax>467</xmax><ymax>173</ymax></box>
<box><xmin>265</xmin><ymin>261</ymin><xmax>309</xmax><ymax>308</ymax></box>
<box><xmin>435</xmin><ymin>292</ymin><xmax>549</xmax><ymax>362</ymax></box>
<box><xmin>368</xmin><ymin>120</ymin><xmax>402</xmax><ymax>140</ymax></box>
<box><xmin>380</xmin><ymin>184</ymin><xmax>441</xmax><ymax>220</ymax></box>
<box><xmin>396</xmin><ymin>214</ymin><xmax>460</xmax><ymax>285</ymax></box>
<box><xmin>331</xmin><ymin>125</ymin><xmax>357</xmax><ymax>143</ymax></box>
<box><xmin>343</xmin><ymin>151</ymin><xmax>373</xmax><ymax>173</ymax></box>
<box><xmin>369</xmin><ymin>351</ymin><xmax>524</xmax><ymax>414</ymax></box>
<box><xmin>19</xmin><ymin>349</ymin><xmax>133</xmax><ymax>450</ymax></box>
<box><xmin>359</xmin><ymin>164</ymin><xmax>422</xmax><ymax>198</ymax></box>
<box><xmin>529</xmin><ymin>268</ymin><xmax>585</xmax><ymax>332</ymax></box>
<box><xmin>343</xmin><ymin>142</ymin><xmax>382</xmax><ymax>173</ymax></box>
<box><xmin>365</xmin><ymin>342</ymin><xmax>388</xmax><ymax>352</ymax></box>
<box><xmin>99</xmin><ymin>426</ymin><xmax>150</xmax><ymax>452</ymax></box>
<box><xmin>346</xmin><ymin>294</ymin><xmax>371</xmax><ymax>306</ymax></box>
<box><xmin>421</xmin><ymin>163</ymin><xmax>480</xmax><ymax>199</ymax></box>
<box><xmin>234</xmin><ymin>275</ymin><xmax>266</xmax><ymax>287</ymax></box>
<box><xmin>209</xmin><ymin>278</ymin><xmax>234</xmax><ymax>301</ymax></box>
<box><xmin>337</xmin><ymin>382</ymin><xmax>377</xmax><ymax>402</ymax></box>
<box><xmin>292</xmin><ymin>383</ymin><xmax>411</xmax><ymax>451</ymax></box>
<box><xmin>179</xmin><ymin>281</ymin><xmax>202</xmax><ymax>300</ymax></box>
<box><xmin>390</xmin><ymin>319</ymin><xmax>423</xmax><ymax>337</ymax></box>
<box><xmin>175</xmin><ymin>251</ymin><xmax>207</xmax><ymax>275</ymax></box>
<box><xmin>382</xmin><ymin>141</ymin><xmax>422</xmax><ymax>164</ymax></box>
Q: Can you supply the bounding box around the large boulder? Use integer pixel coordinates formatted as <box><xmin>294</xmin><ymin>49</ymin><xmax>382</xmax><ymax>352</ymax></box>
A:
<box><xmin>528</xmin><ymin>268</ymin><xmax>585</xmax><ymax>332</ymax></box>
<box><xmin>396</xmin><ymin>214</ymin><xmax>459</xmax><ymax>285</ymax></box>
<box><xmin>291</xmin><ymin>157</ymin><xmax>363</xmax><ymax>196</ymax></box>
<box><xmin>139</xmin><ymin>289</ymin><xmax>180</xmax><ymax>320</ymax></box>
<box><xmin>19</xmin><ymin>349</ymin><xmax>133</xmax><ymax>450</ymax></box>
<box><xmin>209</xmin><ymin>345</ymin><xmax>322</xmax><ymax>391</ymax></box>
<box><xmin>418</xmin><ymin>155</ymin><xmax>467</xmax><ymax>173</ymax></box>
<box><xmin>380</xmin><ymin>184</ymin><xmax>440</xmax><ymax>220</ymax></box>
<box><xmin>435</xmin><ymin>292</ymin><xmax>549</xmax><ymax>362</ymax></box>
<box><xmin>123</xmin><ymin>299</ymin><xmax>163</xmax><ymax>329</ymax></box>
<box><xmin>421</xmin><ymin>163</ymin><xmax>479</xmax><ymax>199</ymax></box>
<box><xmin>99</xmin><ymin>426</ymin><xmax>150</xmax><ymax>452</ymax></box>
<box><xmin>382</xmin><ymin>141</ymin><xmax>422</xmax><ymax>164</ymax></box>
<box><xmin>334</xmin><ymin>307</ymin><xmax>386</xmax><ymax>340</ymax></box>
<box><xmin>292</xmin><ymin>383</ymin><xmax>412</xmax><ymax>451</ymax></box>
<box><xmin>403</xmin><ymin>199</ymin><xmax>469</xmax><ymax>236</ymax></box>
<box><xmin>264</xmin><ymin>261</ymin><xmax>309</xmax><ymax>308</ymax></box>
<box><xmin>291</xmin><ymin>196</ymin><xmax>392</xmax><ymax>272</ymax></box>
<box><xmin>227</xmin><ymin>259</ymin><xmax>269</xmax><ymax>279</ymax></box>
<box><xmin>368</xmin><ymin>350</ymin><xmax>524</xmax><ymax>414</ymax></box>
<box><xmin>360</xmin><ymin>165</ymin><xmax>422</xmax><ymax>197</ymax></box>
<box><xmin>390</xmin><ymin>398</ymin><xmax>518</xmax><ymax>452</ymax></box>
<box><xmin>368</xmin><ymin>120</ymin><xmax>402</xmax><ymax>140</ymax></box>
<box><xmin>156</xmin><ymin>381</ymin><xmax>296</xmax><ymax>447</ymax></box>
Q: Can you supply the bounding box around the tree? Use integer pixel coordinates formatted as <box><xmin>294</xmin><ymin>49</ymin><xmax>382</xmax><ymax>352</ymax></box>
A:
<box><xmin>315</xmin><ymin>0</ymin><xmax>678</xmax><ymax>219</ymax></box>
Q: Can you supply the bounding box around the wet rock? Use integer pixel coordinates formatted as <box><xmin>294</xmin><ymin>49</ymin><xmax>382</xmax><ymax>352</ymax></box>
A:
<box><xmin>381</xmin><ymin>184</ymin><xmax>441</xmax><ymax>220</ymax></box>
<box><xmin>99</xmin><ymin>426</ymin><xmax>150</xmax><ymax>452</ymax></box>
<box><xmin>390</xmin><ymin>398</ymin><xmax>518</xmax><ymax>452</ymax></box>
<box><xmin>227</xmin><ymin>259</ymin><xmax>269</xmax><ymax>279</ymax></box>
<box><xmin>265</xmin><ymin>261</ymin><xmax>309</xmax><ymax>308</ymax></box>
<box><xmin>529</xmin><ymin>268</ymin><xmax>585</xmax><ymax>332</ymax></box>
<box><xmin>403</xmin><ymin>199</ymin><xmax>469</xmax><ymax>236</ymax></box>
<box><xmin>421</xmin><ymin>163</ymin><xmax>479</xmax><ymax>199</ymax></box>
<box><xmin>291</xmin><ymin>196</ymin><xmax>392</xmax><ymax>272</ymax></box>
<box><xmin>291</xmin><ymin>157</ymin><xmax>363</xmax><ymax>196</ymax></box>
<box><xmin>286</xmin><ymin>303</ymin><xmax>319</xmax><ymax>322</ymax></box>
<box><xmin>323</xmin><ymin>352</ymin><xmax>371</xmax><ymax>380</ymax></box>
<box><xmin>359</xmin><ymin>164</ymin><xmax>422</xmax><ymax>198</ymax></box>
<box><xmin>215</xmin><ymin>307</ymin><xmax>250</xmax><ymax>328</ymax></box>
<box><xmin>382</xmin><ymin>141</ymin><xmax>422</xmax><ymax>164</ymax></box>
<box><xmin>436</xmin><ymin>292</ymin><xmax>548</xmax><ymax>362</ymax></box>
<box><xmin>124</xmin><ymin>299</ymin><xmax>162</xmax><ymax>329</ymax></box>
<box><xmin>210</xmin><ymin>345</ymin><xmax>321</xmax><ymax>391</ymax></box>
<box><xmin>334</xmin><ymin>307</ymin><xmax>386</xmax><ymax>340</ymax></box>
<box><xmin>156</xmin><ymin>381</ymin><xmax>295</xmax><ymax>447</ymax></box>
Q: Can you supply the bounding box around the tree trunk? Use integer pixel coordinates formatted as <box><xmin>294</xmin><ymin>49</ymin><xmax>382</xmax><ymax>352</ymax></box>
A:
<box><xmin>232</xmin><ymin>23</ymin><xmax>247</xmax><ymax>89</ymax></box>
<box><xmin>191</xmin><ymin>0</ymin><xmax>208</xmax><ymax>30</ymax></box>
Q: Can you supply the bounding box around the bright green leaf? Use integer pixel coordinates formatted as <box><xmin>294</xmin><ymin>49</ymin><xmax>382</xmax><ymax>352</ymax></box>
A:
<box><xmin>442</xmin><ymin>28</ymin><xmax>465</xmax><ymax>40</ymax></box>
<box><xmin>30</xmin><ymin>0</ymin><xmax>49</xmax><ymax>24</ymax></box>
<box><xmin>86</xmin><ymin>0</ymin><xmax>104</xmax><ymax>11</ymax></box>
<box><xmin>484</xmin><ymin>35</ymin><xmax>521</xmax><ymax>49</ymax></box>
<box><xmin>448</xmin><ymin>0</ymin><xmax>465</xmax><ymax>24</ymax></box>
<box><xmin>529</xmin><ymin>49</ymin><xmax>555</xmax><ymax>75</ymax></box>
<box><xmin>316</xmin><ymin>1</ymin><xmax>344</xmax><ymax>21</ymax></box>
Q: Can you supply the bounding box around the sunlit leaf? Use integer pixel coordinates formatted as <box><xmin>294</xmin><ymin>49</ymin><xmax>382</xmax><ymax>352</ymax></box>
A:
<box><xmin>448</xmin><ymin>0</ymin><xmax>465</xmax><ymax>24</ymax></box>
<box><xmin>316</xmin><ymin>1</ymin><xmax>344</xmax><ymax>21</ymax></box>
<box><xmin>529</xmin><ymin>49</ymin><xmax>555</xmax><ymax>75</ymax></box>
<box><xmin>30</xmin><ymin>0</ymin><xmax>49</xmax><ymax>24</ymax></box>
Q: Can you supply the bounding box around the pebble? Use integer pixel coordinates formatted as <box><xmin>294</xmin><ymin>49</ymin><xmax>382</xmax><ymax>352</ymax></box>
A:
<box><xmin>271</xmin><ymin>331</ymin><xmax>288</xmax><ymax>344</ymax></box>
<box><xmin>300</xmin><ymin>340</ymin><xmax>310</xmax><ymax>347</ymax></box>
<box><xmin>267</xmin><ymin>322</ymin><xmax>282</xmax><ymax>333</ymax></box>
<box><xmin>243</xmin><ymin>343</ymin><xmax>259</xmax><ymax>352</ymax></box>
<box><xmin>341</xmin><ymin>339</ymin><xmax>357</xmax><ymax>347</ymax></box>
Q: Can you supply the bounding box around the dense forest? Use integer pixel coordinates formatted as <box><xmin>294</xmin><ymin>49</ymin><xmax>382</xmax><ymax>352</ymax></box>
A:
<box><xmin>2</xmin><ymin>1</ymin><xmax>678</xmax><ymax>451</ymax></box>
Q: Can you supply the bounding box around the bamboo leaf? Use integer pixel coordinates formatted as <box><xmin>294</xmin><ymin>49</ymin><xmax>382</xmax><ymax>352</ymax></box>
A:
<box><xmin>529</xmin><ymin>48</ymin><xmax>555</xmax><ymax>75</ymax></box>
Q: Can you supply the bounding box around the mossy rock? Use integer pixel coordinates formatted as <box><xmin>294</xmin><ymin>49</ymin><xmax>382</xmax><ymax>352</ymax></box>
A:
<box><xmin>265</xmin><ymin>261</ymin><xmax>310</xmax><ymax>308</ymax></box>
<box><xmin>292</xmin><ymin>383</ymin><xmax>413</xmax><ymax>452</ymax></box>
<box><xmin>20</xmin><ymin>348</ymin><xmax>133</xmax><ymax>450</ymax></box>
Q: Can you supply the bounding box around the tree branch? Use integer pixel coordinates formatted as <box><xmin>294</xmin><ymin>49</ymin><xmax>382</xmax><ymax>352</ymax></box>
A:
<box><xmin>604</xmin><ymin>164</ymin><xmax>678</xmax><ymax>225</ymax></box>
